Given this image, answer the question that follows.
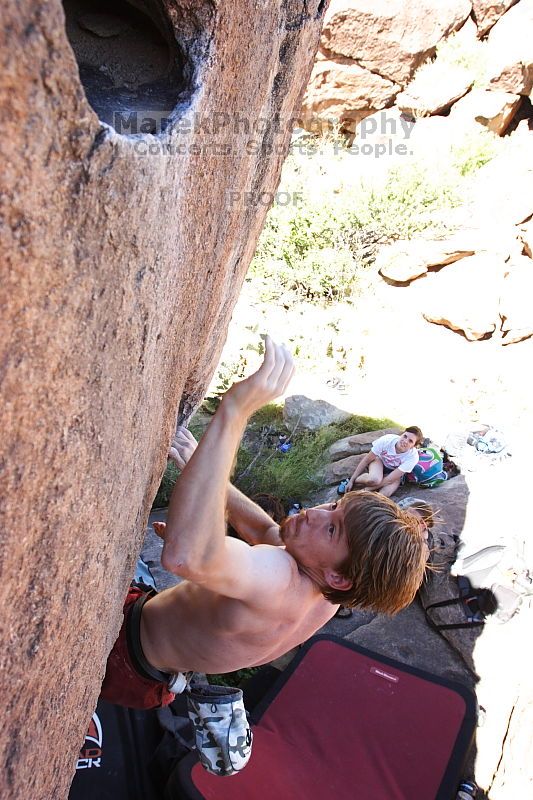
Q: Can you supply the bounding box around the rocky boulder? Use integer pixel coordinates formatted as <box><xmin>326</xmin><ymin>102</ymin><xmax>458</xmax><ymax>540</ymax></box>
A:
<box><xmin>518</xmin><ymin>216</ymin><xmax>533</xmax><ymax>257</ymax></box>
<box><xmin>351</xmin><ymin>105</ymin><xmax>416</xmax><ymax>152</ymax></box>
<box><xmin>320</xmin><ymin>0</ymin><xmax>471</xmax><ymax>86</ymax></box>
<box><xmin>471</xmin><ymin>0</ymin><xmax>519</xmax><ymax>35</ymax></box>
<box><xmin>306</xmin><ymin>484</ymin><xmax>343</xmax><ymax>507</ymax></box>
<box><xmin>484</xmin><ymin>0</ymin><xmax>533</xmax><ymax>96</ymax></box>
<box><xmin>328</xmin><ymin>428</ymin><xmax>401</xmax><ymax>460</ymax></box>
<box><xmin>463</xmin><ymin>126</ymin><xmax>533</xmax><ymax>231</ymax></box>
<box><xmin>283</xmin><ymin>395</ymin><xmax>352</xmax><ymax>431</ymax></box>
<box><xmin>301</xmin><ymin>49</ymin><xmax>400</xmax><ymax>133</ymax></box>
<box><xmin>450</xmin><ymin>87</ymin><xmax>522</xmax><ymax>134</ymax></box>
<box><xmin>500</xmin><ymin>256</ymin><xmax>533</xmax><ymax>344</ymax></box>
<box><xmin>376</xmin><ymin>238</ymin><xmax>479</xmax><ymax>283</ymax></box>
<box><xmin>406</xmin><ymin>477</ymin><xmax>477</xmax><ymax>673</ymax></box>
<box><xmin>422</xmin><ymin>254</ymin><xmax>504</xmax><ymax>340</ymax></box>
<box><xmin>0</xmin><ymin>1</ymin><xmax>327</xmax><ymax>797</ymax></box>
<box><xmin>321</xmin><ymin>454</ymin><xmax>366</xmax><ymax>485</ymax></box>
<box><xmin>396</xmin><ymin>62</ymin><xmax>473</xmax><ymax>116</ymax></box>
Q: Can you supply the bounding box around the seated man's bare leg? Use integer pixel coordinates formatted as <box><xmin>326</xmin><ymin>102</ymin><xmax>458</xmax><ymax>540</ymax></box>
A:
<box><xmin>354</xmin><ymin>460</ymin><xmax>384</xmax><ymax>487</ymax></box>
<box><xmin>379</xmin><ymin>478</ymin><xmax>402</xmax><ymax>498</ymax></box>
<box><xmin>361</xmin><ymin>460</ymin><xmax>384</xmax><ymax>485</ymax></box>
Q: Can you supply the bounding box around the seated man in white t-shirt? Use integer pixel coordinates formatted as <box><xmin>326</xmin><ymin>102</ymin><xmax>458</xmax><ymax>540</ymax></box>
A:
<box><xmin>346</xmin><ymin>427</ymin><xmax>423</xmax><ymax>498</ymax></box>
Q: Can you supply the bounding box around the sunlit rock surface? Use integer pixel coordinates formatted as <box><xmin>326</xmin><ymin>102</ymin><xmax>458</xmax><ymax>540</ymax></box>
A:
<box><xmin>0</xmin><ymin>1</ymin><xmax>327</xmax><ymax>796</ymax></box>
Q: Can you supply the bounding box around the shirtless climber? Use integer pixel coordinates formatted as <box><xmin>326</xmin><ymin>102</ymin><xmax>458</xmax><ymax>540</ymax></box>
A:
<box><xmin>101</xmin><ymin>337</ymin><xmax>429</xmax><ymax>709</ymax></box>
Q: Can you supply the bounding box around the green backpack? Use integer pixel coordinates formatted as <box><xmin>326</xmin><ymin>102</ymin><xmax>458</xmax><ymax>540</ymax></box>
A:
<box><xmin>406</xmin><ymin>446</ymin><xmax>447</xmax><ymax>488</ymax></box>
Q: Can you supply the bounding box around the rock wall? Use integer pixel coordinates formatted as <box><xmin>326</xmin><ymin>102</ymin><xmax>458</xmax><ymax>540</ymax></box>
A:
<box><xmin>301</xmin><ymin>0</ymin><xmax>532</xmax><ymax>133</ymax></box>
<box><xmin>297</xmin><ymin>0</ymin><xmax>533</xmax><ymax>347</ymax></box>
<box><xmin>0</xmin><ymin>2</ymin><xmax>327</xmax><ymax>797</ymax></box>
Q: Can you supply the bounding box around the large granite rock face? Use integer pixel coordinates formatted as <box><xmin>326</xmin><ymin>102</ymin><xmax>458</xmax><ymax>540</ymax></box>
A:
<box><xmin>0</xmin><ymin>1</ymin><xmax>327</xmax><ymax>797</ymax></box>
<box><xmin>422</xmin><ymin>254</ymin><xmax>504</xmax><ymax>340</ymax></box>
<box><xmin>320</xmin><ymin>0</ymin><xmax>471</xmax><ymax>86</ymax></box>
<box><xmin>328</xmin><ymin>428</ymin><xmax>401</xmax><ymax>460</ymax></box>
<box><xmin>471</xmin><ymin>0</ymin><xmax>518</xmax><ymax>35</ymax></box>
<box><xmin>301</xmin><ymin>48</ymin><xmax>400</xmax><ymax>133</ymax></box>
<box><xmin>283</xmin><ymin>394</ymin><xmax>352</xmax><ymax>430</ymax></box>
<box><xmin>484</xmin><ymin>0</ymin><xmax>533</xmax><ymax>96</ymax></box>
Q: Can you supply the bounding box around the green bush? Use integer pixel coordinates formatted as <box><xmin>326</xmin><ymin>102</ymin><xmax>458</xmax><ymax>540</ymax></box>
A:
<box><xmin>350</xmin><ymin>164</ymin><xmax>461</xmax><ymax>240</ymax></box>
<box><xmin>451</xmin><ymin>129</ymin><xmax>500</xmax><ymax>176</ymax></box>
<box><xmin>152</xmin><ymin>410</ymin><xmax>397</xmax><ymax>511</ymax></box>
<box><xmin>435</xmin><ymin>30</ymin><xmax>489</xmax><ymax>87</ymax></box>
<box><xmin>153</xmin><ymin>461</ymin><xmax>179</xmax><ymax>509</ymax></box>
<box><xmin>248</xmin><ymin>122</ymin><xmax>503</xmax><ymax>306</ymax></box>
<box><xmin>207</xmin><ymin>668</ymin><xmax>259</xmax><ymax>688</ymax></box>
<box><xmin>234</xmin><ymin>413</ymin><xmax>397</xmax><ymax>505</ymax></box>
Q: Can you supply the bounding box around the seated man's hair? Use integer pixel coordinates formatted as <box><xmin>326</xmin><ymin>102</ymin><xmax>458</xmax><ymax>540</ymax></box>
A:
<box><xmin>405</xmin><ymin>425</ymin><xmax>424</xmax><ymax>446</ymax></box>
<box><xmin>326</xmin><ymin>491</ymin><xmax>428</xmax><ymax>614</ymax></box>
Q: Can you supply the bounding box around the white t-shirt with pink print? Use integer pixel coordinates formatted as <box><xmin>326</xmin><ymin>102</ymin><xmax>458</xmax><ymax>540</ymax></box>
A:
<box><xmin>371</xmin><ymin>434</ymin><xmax>419</xmax><ymax>473</ymax></box>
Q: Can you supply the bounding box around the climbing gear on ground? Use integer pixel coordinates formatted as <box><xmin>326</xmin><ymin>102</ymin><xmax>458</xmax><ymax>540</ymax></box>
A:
<box><xmin>467</xmin><ymin>428</ymin><xmax>505</xmax><ymax>454</ymax></box>
<box><xmin>424</xmin><ymin>575</ymin><xmax>498</xmax><ymax>631</ymax></box>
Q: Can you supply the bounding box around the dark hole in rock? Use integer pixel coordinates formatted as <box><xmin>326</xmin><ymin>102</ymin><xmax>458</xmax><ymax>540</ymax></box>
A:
<box><xmin>63</xmin><ymin>0</ymin><xmax>188</xmax><ymax>135</ymax></box>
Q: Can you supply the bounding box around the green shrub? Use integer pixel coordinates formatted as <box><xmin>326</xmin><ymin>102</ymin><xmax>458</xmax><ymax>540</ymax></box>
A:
<box><xmin>348</xmin><ymin>164</ymin><xmax>462</xmax><ymax>240</ymax></box>
<box><xmin>248</xmin><ymin>139</ymin><xmax>490</xmax><ymax>304</ymax></box>
<box><xmin>234</xmin><ymin>413</ymin><xmax>398</xmax><ymax>505</ymax></box>
<box><xmin>248</xmin><ymin>119</ymin><xmax>505</xmax><ymax>305</ymax></box>
<box><xmin>153</xmin><ymin>461</ymin><xmax>179</xmax><ymax>509</ymax></box>
<box><xmin>152</xmin><ymin>411</ymin><xmax>397</xmax><ymax>511</ymax></box>
<box><xmin>451</xmin><ymin>129</ymin><xmax>500</xmax><ymax>176</ymax></box>
<box><xmin>435</xmin><ymin>30</ymin><xmax>489</xmax><ymax>87</ymax></box>
<box><xmin>207</xmin><ymin>668</ymin><xmax>259</xmax><ymax>688</ymax></box>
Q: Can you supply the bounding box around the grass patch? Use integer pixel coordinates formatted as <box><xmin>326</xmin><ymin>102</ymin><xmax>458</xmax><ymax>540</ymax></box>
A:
<box><xmin>152</xmin><ymin>408</ymin><xmax>397</xmax><ymax>511</ymax></box>
<box><xmin>435</xmin><ymin>29</ymin><xmax>489</xmax><ymax>88</ymax></box>
<box><xmin>207</xmin><ymin>668</ymin><xmax>259</xmax><ymax>688</ymax></box>
<box><xmin>233</xmin><ymin>412</ymin><xmax>398</xmax><ymax>506</ymax></box>
<box><xmin>247</xmin><ymin>126</ymin><xmax>501</xmax><ymax>306</ymax></box>
<box><xmin>153</xmin><ymin>461</ymin><xmax>179</xmax><ymax>509</ymax></box>
<box><xmin>451</xmin><ymin>129</ymin><xmax>500</xmax><ymax>176</ymax></box>
<box><xmin>349</xmin><ymin>164</ymin><xmax>460</xmax><ymax>240</ymax></box>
